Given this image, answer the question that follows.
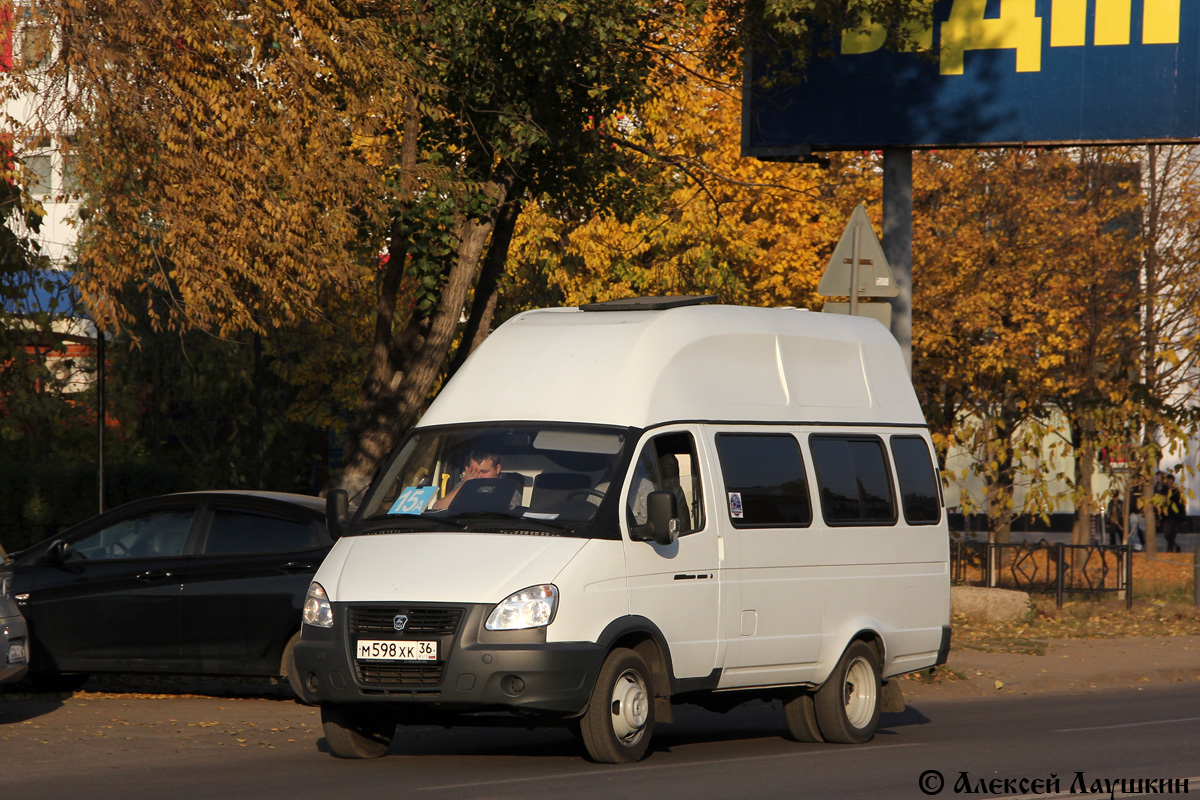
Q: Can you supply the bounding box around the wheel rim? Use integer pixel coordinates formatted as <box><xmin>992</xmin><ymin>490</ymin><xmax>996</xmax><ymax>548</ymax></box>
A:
<box><xmin>842</xmin><ymin>656</ymin><xmax>877</xmax><ymax>729</ymax></box>
<box><xmin>609</xmin><ymin>668</ymin><xmax>649</xmax><ymax>744</ymax></box>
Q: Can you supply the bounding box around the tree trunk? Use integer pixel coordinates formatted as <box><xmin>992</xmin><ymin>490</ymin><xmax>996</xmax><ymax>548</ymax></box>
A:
<box><xmin>983</xmin><ymin>415</ymin><xmax>1015</xmax><ymax>545</ymax></box>
<box><xmin>1141</xmin><ymin>147</ymin><xmax>1161</xmax><ymax>557</ymax></box>
<box><xmin>1142</xmin><ymin>465</ymin><xmax>1159</xmax><ymax>557</ymax></box>
<box><xmin>1072</xmin><ymin>424</ymin><xmax>1096</xmax><ymax>547</ymax></box>
<box><xmin>985</xmin><ymin>461</ymin><xmax>1014</xmax><ymax>544</ymax></box>
<box><xmin>446</xmin><ymin>180</ymin><xmax>524</xmax><ymax>380</ymax></box>
<box><xmin>335</xmin><ymin>177</ymin><xmax>518</xmax><ymax>502</ymax></box>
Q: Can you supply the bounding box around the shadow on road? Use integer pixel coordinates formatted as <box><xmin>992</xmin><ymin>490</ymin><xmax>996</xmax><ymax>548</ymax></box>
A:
<box><xmin>0</xmin><ymin>692</ymin><xmax>65</xmax><ymax>723</ymax></box>
<box><xmin>879</xmin><ymin>705</ymin><xmax>933</xmax><ymax>731</ymax></box>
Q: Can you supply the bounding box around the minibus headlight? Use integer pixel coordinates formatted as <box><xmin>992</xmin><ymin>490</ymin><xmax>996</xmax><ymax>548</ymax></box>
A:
<box><xmin>486</xmin><ymin>585</ymin><xmax>558</xmax><ymax>631</ymax></box>
<box><xmin>303</xmin><ymin>582</ymin><xmax>334</xmax><ymax>628</ymax></box>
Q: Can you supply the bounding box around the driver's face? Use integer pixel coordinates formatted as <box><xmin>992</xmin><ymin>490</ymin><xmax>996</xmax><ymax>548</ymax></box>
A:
<box><xmin>469</xmin><ymin>457</ymin><xmax>500</xmax><ymax>479</ymax></box>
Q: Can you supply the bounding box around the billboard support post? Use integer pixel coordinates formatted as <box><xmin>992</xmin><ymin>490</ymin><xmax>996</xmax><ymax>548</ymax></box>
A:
<box><xmin>883</xmin><ymin>148</ymin><xmax>913</xmax><ymax>376</ymax></box>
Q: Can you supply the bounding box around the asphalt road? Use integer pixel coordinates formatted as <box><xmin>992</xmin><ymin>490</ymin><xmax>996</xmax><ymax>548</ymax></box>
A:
<box><xmin>5</xmin><ymin>683</ymin><xmax>1199</xmax><ymax>800</ymax></box>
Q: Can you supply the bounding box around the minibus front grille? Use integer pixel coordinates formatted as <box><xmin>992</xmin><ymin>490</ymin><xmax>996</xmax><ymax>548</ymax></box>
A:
<box><xmin>348</xmin><ymin>607</ymin><xmax>464</xmax><ymax>636</ymax></box>
<box><xmin>356</xmin><ymin>663</ymin><xmax>445</xmax><ymax>687</ymax></box>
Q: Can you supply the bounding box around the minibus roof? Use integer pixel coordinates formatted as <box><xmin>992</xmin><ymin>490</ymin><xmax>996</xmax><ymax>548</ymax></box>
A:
<box><xmin>418</xmin><ymin>302</ymin><xmax>925</xmax><ymax>430</ymax></box>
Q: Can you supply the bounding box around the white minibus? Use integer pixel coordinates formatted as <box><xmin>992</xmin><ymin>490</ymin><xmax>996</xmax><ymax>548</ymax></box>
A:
<box><xmin>294</xmin><ymin>297</ymin><xmax>951</xmax><ymax>762</ymax></box>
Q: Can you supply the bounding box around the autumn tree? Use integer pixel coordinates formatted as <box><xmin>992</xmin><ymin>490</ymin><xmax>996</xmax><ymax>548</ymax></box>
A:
<box><xmin>506</xmin><ymin>15</ymin><xmax>881</xmax><ymax>318</ymax></box>
<box><xmin>1127</xmin><ymin>145</ymin><xmax>1200</xmax><ymax>555</ymax></box>
<box><xmin>912</xmin><ymin>149</ymin><xmax>1141</xmax><ymax>543</ymax></box>
<box><xmin>1041</xmin><ymin>151</ymin><xmax>1142</xmax><ymax>546</ymax></box>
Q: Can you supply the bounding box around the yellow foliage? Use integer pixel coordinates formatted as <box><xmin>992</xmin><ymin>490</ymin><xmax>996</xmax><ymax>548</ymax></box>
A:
<box><xmin>7</xmin><ymin>0</ymin><xmax>418</xmax><ymax>337</ymax></box>
<box><xmin>508</xmin><ymin>20</ymin><xmax>881</xmax><ymax>309</ymax></box>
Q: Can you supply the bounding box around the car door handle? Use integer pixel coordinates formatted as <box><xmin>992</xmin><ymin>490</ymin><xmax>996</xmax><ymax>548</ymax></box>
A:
<box><xmin>277</xmin><ymin>561</ymin><xmax>315</xmax><ymax>574</ymax></box>
<box><xmin>136</xmin><ymin>570</ymin><xmax>173</xmax><ymax>582</ymax></box>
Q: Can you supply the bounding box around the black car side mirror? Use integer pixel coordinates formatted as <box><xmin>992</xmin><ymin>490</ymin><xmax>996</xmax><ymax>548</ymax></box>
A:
<box><xmin>631</xmin><ymin>491</ymin><xmax>680</xmax><ymax>546</ymax></box>
<box><xmin>45</xmin><ymin>540</ymin><xmax>71</xmax><ymax>564</ymax></box>
<box><xmin>326</xmin><ymin>489</ymin><xmax>349</xmax><ymax>541</ymax></box>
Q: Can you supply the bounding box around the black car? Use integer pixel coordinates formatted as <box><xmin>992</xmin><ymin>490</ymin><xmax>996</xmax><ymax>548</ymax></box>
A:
<box><xmin>10</xmin><ymin>491</ymin><xmax>333</xmax><ymax>694</ymax></box>
<box><xmin>1</xmin><ymin>542</ymin><xmax>30</xmax><ymax>685</ymax></box>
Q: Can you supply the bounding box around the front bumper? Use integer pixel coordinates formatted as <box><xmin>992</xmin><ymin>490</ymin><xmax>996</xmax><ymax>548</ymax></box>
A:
<box><xmin>0</xmin><ymin>613</ymin><xmax>29</xmax><ymax>686</ymax></box>
<box><xmin>293</xmin><ymin>602</ymin><xmax>604</xmax><ymax>716</ymax></box>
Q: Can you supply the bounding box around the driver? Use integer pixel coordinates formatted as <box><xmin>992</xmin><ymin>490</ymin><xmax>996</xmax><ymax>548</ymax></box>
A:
<box><xmin>430</xmin><ymin>448</ymin><xmax>503</xmax><ymax>510</ymax></box>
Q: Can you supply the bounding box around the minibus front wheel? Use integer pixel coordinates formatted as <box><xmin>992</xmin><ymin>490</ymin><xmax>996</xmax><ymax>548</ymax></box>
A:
<box><xmin>580</xmin><ymin>647</ymin><xmax>655</xmax><ymax>763</ymax></box>
<box><xmin>321</xmin><ymin>703</ymin><xmax>396</xmax><ymax>759</ymax></box>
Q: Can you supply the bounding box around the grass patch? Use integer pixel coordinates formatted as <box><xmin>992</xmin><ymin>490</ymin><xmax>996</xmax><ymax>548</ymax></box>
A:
<box><xmin>950</xmin><ymin>596</ymin><xmax>1200</xmax><ymax>656</ymax></box>
<box><xmin>905</xmin><ymin>665</ymin><xmax>968</xmax><ymax>684</ymax></box>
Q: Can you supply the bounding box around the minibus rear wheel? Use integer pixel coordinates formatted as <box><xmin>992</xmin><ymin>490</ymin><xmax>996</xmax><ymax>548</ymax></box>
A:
<box><xmin>580</xmin><ymin>647</ymin><xmax>655</xmax><ymax>763</ymax></box>
<box><xmin>814</xmin><ymin>640</ymin><xmax>881</xmax><ymax>744</ymax></box>
<box><xmin>321</xmin><ymin>703</ymin><xmax>395</xmax><ymax>759</ymax></box>
<box><xmin>782</xmin><ymin>689</ymin><xmax>824</xmax><ymax>742</ymax></box>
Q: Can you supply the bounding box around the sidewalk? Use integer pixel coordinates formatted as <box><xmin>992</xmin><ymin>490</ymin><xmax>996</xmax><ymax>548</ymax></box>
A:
<box><xmin>900</xmin><ymin>635</ymin><xmax>1200</xmax><ymax>701</ymax></box>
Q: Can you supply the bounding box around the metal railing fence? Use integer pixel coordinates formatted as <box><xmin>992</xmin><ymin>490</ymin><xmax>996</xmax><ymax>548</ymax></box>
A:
<box><xmin>951</xmin><ymin>539</ymin><xmax>1134</xmax><ymax>609</ymax></box>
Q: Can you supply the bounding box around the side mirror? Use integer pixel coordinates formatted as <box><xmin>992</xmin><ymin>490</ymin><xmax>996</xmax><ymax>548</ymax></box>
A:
<box><xmin>644</xmin><ymin>491</ymin><xmax>681</xmax><ymax>546</ymax></box>
<box><xmin>45</xmin><ymin>540</ymin><xmax>71</xmax><ymax>564</ymax></box>
<box><xmin>326</xmin><ymin>489</ymin><xmax>349</xmax><ymax>541</ymax></box>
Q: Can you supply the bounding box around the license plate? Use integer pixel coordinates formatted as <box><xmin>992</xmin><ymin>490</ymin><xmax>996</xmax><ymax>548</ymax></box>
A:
<box><xmin>356</xmin><ymin>639</ymin><xmax>438</xmax><ymax>661</ymax></box>
<box><xmin>7</xmin><ymin>642</ymin><xmax>26</xmax><ymax>664</ymax></box>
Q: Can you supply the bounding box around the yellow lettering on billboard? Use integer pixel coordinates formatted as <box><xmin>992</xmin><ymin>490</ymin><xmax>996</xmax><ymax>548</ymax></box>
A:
<box><xmin>1049</xmin><ymin>0</ymin><xmax>1087</xmax><ymax>46</ymax></box>
<box><xmin>1095</xmin><ymin>0</ymin><xmax>1132</xmax><ymax>45</ymax></box>
<box><xmin>940</xmin><ymin>0</ymin><xmax>1043</xmax><ymax>75</ymax></box>
<box><xmin>1143</xmin><ymin>0</ymin><xmax>1180</xmax><ymax>44</ymax></box>
<box><xmin>842</xmin><ymin>16</ymin><xmax>887</xmax><ymax>54</ymax></box>
<box><xmin>842</xmin><ymin>1</ymin><xmax>934</xmax><ymax>55</ymax></box>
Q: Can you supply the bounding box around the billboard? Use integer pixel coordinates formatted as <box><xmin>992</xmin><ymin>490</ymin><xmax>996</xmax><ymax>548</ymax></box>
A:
<box><xmin>744</xmin><ymin>0</ymin><xmax>1200</xmax><ymax>152</ymax></box>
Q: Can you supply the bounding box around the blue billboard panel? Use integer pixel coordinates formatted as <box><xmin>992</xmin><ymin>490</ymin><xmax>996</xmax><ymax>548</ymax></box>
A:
<box><xmin>744</xmin><ymin>0</ymin><xmax>1200</xmax><ymax>152</ymax></box>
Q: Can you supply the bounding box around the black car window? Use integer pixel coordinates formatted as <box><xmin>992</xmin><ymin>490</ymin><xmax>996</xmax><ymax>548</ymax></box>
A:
<box><xmin>810</xmin><ymin>435</ymin><xmax>897</xmax><ymax>525</ymax></box>
<box><xmin>70</xmin><ymin>509</ymin><xmax>195</xmax><ymax>559</ymax></box>
<box><xmin>714</xmin><ymin>433</ymin><xmax>812</xmax><ymax>527</ymax></box>
<box><xmin>890</xmin><ymin>436</ymin><xmax>943</xmax><ymax>525</ymax></box>
<box><xmin>204</xmin><ymin>510</ymin><xmax>319</xmax><ymax>555</ymax></box>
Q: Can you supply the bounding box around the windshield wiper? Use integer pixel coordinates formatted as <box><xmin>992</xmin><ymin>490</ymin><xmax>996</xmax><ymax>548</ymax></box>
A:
<box><xmin>355</xmin><ymin>515</ymin><xmax>468</xmax><ymax>533</ymax></box>
<box><xmin>438</xmin><ymin>511</ymin><xmax>576</xmax><ymax>534</ymax></box>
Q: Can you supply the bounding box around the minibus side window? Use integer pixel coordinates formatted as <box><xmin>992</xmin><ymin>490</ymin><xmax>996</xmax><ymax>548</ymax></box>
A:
<box><xmin>810</xmin><ymin>435</ymin><xmax>897</xmax><ymax>526</ymax></box>
<box><xmin>626</xmin><ymin>432</ymin><xmax>705</xmax><ymax>534</ymax></box>
<box><xmin>890</xmin><ymin>436</ymin><xmax>943</xmax><ymax>525</ymax></box>
<box><xmin>714</xmin><ymin>434</ymin><xmax>812</xmax><ymax>527</ymax></box>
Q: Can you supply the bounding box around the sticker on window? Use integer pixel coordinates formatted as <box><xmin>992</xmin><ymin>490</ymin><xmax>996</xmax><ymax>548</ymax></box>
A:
<box><xmin>728</xmin><ymin>492</ymin><xmax>744</xmax><ymax>519</ymax></box>
<box><xmin>389</xmin><ymin>486</ymin><xmax>438</xmax><ymax>515</ymax></box>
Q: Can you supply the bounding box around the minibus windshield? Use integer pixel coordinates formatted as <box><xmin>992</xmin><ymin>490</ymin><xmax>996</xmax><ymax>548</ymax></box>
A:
<box><xmin>358</xmin><ymin>424</ymin><xmax>631</xmax><ymax>533</ymax></box>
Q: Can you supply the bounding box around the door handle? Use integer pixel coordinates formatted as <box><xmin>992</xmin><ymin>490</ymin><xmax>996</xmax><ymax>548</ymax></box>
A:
<box><xmin>277</xmin><ymin>561</ymin><xmax>315</xmax><ymax>574</ymax></box>
<box><xmin>136</xmin><ymin>570</ymin><xmax>173</xmax><ymax>582</ymax></box>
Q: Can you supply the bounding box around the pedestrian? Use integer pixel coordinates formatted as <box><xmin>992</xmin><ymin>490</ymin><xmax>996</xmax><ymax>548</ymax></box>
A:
<box><xmin>1163</xmin><ymin>474</ymin><xmax>1185</xmax><ymax>553</ymax></box>
<box><xmin>1105</xmin><ymin>494</ymin><xmax>1124</xmax><ymax>547</ymax></box>
<box><xmin>1128</xmin><ymin>485</ymin><xmax>1146</xmax><ymax>551</ymax></box>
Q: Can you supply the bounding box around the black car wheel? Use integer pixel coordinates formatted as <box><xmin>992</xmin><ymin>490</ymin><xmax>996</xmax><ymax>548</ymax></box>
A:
<box><xmin>25</xmin><ymin>671</ymin><xmax>90</xmax><ymax>694</ymax></box>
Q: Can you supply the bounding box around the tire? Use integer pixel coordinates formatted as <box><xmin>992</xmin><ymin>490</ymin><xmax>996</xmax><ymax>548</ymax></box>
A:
<box><xmin>280</xmin><ymin>631</ymin><xmax>306</xmax><ymax>702</ymax></box>
<box><xmin>321</xmin><ymin>704</ymin><xmax>395</xmax><ymax>759</ymax></box>
<box><xmin>25</xmin><ymin>671</ymin><xmax>90</xmax><ymax>694</ymax></box>
<box><xmin>580</xmin><ymin>648</ymin><xmax>655</xmax><ymax>763</ymax></box>
<box><xmin>782</xmin><ymin>689</ymin><xmax>824</xmax><ymax>742</ymax></box>
<box><xmin>814</xmin><ymin>640</ymin><xmax>881</xmax><ymax>744</ymax></box>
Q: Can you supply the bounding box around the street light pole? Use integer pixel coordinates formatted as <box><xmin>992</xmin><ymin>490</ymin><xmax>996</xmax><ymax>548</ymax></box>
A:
<box><xmin>96</xmin><ymin>325</ymin><xmax>105</xmax><ymax>513</ymax></box>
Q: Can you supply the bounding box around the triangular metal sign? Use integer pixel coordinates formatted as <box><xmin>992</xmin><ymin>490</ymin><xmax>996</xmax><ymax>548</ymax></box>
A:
<box><xmin>821</xmin><ymin>301</ymin><xmax>892</xmax><ymax>328</ymax></box>
<box><xmin>817</xmin><ymin>204</ymin><xmax>899</xmax><ymax>298</ymax></box>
